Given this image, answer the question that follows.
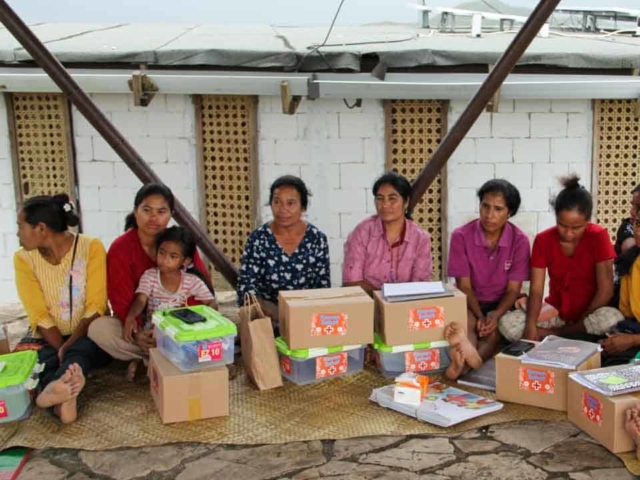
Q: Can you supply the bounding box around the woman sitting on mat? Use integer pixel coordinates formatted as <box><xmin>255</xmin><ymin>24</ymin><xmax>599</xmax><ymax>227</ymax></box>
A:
<box><xmin>342</xmin><ymin>171</ymin><xmax>432</xmax><ymax>295</ymax></box>
<box><xmin>14</xmin><ymin>194</ymin><xmax>110</xmax><ymax>423</ymax></box>
<box><xmin>499</xmin><ymin>174</ymin><xmax>623</xmax><ymax>342</ymax></box>
<box><xmin>236</xmin><ymin>175</ymin><xmax>330</xmax><ymax>329</ymax></box>
<box><xmin>445</xmin><ymin>179</ymin><xmax>530</xmax><ymax>380</ymax></box>
<box><xmin>611</xmin><ymin>184</ymin><xmax>640</xmax><ymax>308</ymax></box>
<box><xmin>597</xmin><ymin>212</ymin><xmax>640</xmax><ymax>366</ymax></box>
<box><xmin>88</xmin><ymin>183</ymin><xmax>211</xmax><ymax>376</ymax></box>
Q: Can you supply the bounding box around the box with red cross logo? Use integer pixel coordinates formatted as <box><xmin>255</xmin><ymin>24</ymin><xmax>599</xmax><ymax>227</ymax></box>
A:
<box><xmin>567</xmin><ymin>375</ymin><xmax>640</xmax><ymax>454</ymax></box>
<box><xmin>495</xmin><ymin>341</ymin><xmax>600</xmax><ymax>412</ymax></box>
<box><xmin>279</xmin><ymin>287</ymin><xmax>374</xmax><ymax>350</ymax></box>
<box><xmin>373</xmin><ymin>287</ymin><xmax>467</xmax><ymax>346</ymax></box>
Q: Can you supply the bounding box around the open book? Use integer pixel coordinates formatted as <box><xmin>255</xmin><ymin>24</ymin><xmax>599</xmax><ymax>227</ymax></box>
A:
<box><xmin>370</xmin><ymin>382</ymin><xmax>503</xmax><ymax>427</ymax></box>
<box><xmin>382</xmin><ymin>282</ymin><xmax>454</xmax><ymax>303</ymax></box>
<box><xmin>457</xmin><ymin>358</ymin><xmax>496</xmax><ymax>392</ymax></box>
<box><xmin>571</xmin><ymin>363</ymin><xmax>640</xmax><ymax>396</ymax></box>
<box><xmin>520</xmin><ymin>335</ymin><xmax>600</xmax><ymax>370</ymax></box>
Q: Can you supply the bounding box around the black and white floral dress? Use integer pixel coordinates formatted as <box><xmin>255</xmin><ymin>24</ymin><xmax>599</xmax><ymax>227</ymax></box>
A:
<box><xmin>237</xmin><ymin>222</ymin><xmax>331</xmax><ymax>304</ymax></box>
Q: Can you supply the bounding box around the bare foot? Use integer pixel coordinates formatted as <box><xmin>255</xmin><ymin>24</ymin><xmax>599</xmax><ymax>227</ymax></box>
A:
<box><xmin>625</xmin><ymin>405</ymin><xmax>640</xmax><ymax>460</ymax></box>
<box><xmin>126</xmin><ymin>360</ymin><xmax>140</xmax><ymax>382</ymax></box>
<box><xmin>445</xmin><ymin>323</ymin><xmax>483</xmax><ymax>369</ymax></box>
<box><xmin>36</xmin><ymin>365</ymin><xmax>75</xmax><ymax>408</ymax></box>
<box><xmin>68</xmin><ymin>364</ymin><xmax>85</xmax><ymax>395</ymax></box>
<box><xmin>56</xmin><ymin>396</ymin><xmax>78</xmax><ymax>424</ymax></box>
<box><xmin>445</xmin><ymin>345</ymin><xmax>466</xmax><ymax>380</ymax></box>
<box><xmin>57</xmin><ymin>364</ymin><xmax>85</xmax><ymax>424</ymax></box>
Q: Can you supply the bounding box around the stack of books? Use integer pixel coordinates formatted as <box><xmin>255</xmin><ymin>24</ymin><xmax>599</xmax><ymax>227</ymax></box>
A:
<box><xmin>520</xmin><ymin>335</ymin><xmax>601</xmax><ymax>370</ymax></box>
<box><xmin>370</xmin><ymin>382</ymin><xmax>503</xmax><ymax>427</ymax></box>
<box><xmin>571</xmin><ymin>363</ymin><xmax>640</xmax><ymax>396</ymax></box>
<box><xmin>458</xmin><ymin>358</ymin><xmax>496</xmax><ymax>392</ymax></box>
<box><xmin>382</xmin><ymin>281</ymin><xmax>455</xmax><ymax>303</ymax></box>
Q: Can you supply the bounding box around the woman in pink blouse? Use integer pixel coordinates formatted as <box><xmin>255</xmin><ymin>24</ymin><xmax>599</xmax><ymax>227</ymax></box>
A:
<box><xmin>342</xmin><ymin>172</ymin><xmax>432</xmax><ymax>294</ymax></box>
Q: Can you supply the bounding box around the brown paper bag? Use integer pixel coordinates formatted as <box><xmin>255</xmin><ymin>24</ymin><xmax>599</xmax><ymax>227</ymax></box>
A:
<box><xmin>239</xmin><ymin>293</ymin><xmax>283</xmax><ymax>390</ymax></box>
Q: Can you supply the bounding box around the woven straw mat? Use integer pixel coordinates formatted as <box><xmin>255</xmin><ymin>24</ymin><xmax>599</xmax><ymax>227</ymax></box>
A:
<box><xmin>0</xmin><ymin>364</ymin><xmax>569</xmax><ymax>451</ymax></box>
<box><xmin>0</xmin><ymin>301</ymin><xmax>637</xmax><ymax>475</ymax></box>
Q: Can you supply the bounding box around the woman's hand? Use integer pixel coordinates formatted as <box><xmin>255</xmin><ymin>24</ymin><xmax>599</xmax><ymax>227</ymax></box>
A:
<box><xmin>478</xmin><ymin>312</ymin><xmax>498</xmax><ymax>338</ymax></box>
<box><xmin>601</xmin><ymin>333</ymin><xmax>640</xmax><ymax>355</ymax></box>
<box><xmin>134</xmin><ymin>328</ymin><xmax>155</xmax><ymax>354</ymax></box>
<box><xmin>523</xmin><ymin>325</ymin><xmax>539</xmax><ymax>341</ymax></box>
<box><xmin>123</xmin><ymin>316</ymin><xmax>139</xmax><ymax>343</ymax></box>
<box><xmin>57</xmin><ymin>339</ymin><xmax>71</xmax><ymax>362</ymax></box>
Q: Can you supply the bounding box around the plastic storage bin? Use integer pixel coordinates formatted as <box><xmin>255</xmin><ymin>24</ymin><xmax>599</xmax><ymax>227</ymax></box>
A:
<box><xmin>275</xmin><ymin>337</ymin><xmax>365</xmax><ymax>385</ymax></box>
<box><xmin>374</xmin><ymin>333</ymin><xmax>451</xmax><ymax>378</ymax></box>
<box><xmin>152</xmin><ymin>305</ymin><xmax>237</xmax><ymax>372</ymax></box>
<box><xmin>0</xmin><ymin>350</ymin><xmax>42</xmax><ymax>424</ymax></box>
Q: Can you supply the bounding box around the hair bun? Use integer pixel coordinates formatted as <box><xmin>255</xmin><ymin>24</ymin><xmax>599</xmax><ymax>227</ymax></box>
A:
<box><xmin>51</xmin><ymin>193</ymin><xmax>79</xmax><ymax>228</ymax></box>
<box><xmin>560</xmin><ymin>174</ymin><xmax>581</xmax><ymax>190</ymax></box>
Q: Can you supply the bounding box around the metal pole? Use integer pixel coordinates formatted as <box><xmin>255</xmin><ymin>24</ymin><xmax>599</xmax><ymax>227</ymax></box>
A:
<box><xmin>409</xmin><ymin>0</ymin><xmax>562</xmax><ymax>211</ymax></box>
<box><xmin>0</xmin><ymin>0</ymin><xmax>239</xmax><ymax>286</ymax></box>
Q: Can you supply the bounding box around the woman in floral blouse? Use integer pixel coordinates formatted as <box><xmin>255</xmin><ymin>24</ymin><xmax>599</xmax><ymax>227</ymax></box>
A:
<box><xmin>237</xmin><ymin>176</ymin><xmax>330</xmax><ymax>329</ymax></box>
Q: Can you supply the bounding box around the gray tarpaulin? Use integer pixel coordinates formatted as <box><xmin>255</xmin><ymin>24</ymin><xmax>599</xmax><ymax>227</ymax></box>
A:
<box><xmin>0</xmin><ymin>23</ymin><xmax>638</xmax><ymax>70</ymax></box>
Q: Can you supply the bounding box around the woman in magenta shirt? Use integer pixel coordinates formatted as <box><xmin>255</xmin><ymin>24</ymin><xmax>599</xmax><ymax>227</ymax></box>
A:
<box><xmin>447</xmin><ymin>179</ymin><xmax>530</xmax><ymax>379</ymax></box>
<box><xmin>342</xmin><ymin>172</ymin><xmax>432</xmax><ymax>294</ymax></box>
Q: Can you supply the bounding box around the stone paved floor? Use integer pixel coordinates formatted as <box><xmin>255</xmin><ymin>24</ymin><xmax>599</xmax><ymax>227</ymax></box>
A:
<box><xmin>16</xmin><ymin>420</ymin><xmax>638</xmax><ymax>480</ymax></box>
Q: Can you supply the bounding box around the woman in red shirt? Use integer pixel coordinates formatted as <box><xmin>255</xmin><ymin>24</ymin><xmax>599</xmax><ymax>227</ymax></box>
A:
<box><xmin>88</xmin><ymin>183</ymin><xmax>209</xmax><ymax>377</ymax></box>
<box><xmin>500</xmin><ymin>175</ymin><xmax>622</xmax><ymax>342</ymax></box>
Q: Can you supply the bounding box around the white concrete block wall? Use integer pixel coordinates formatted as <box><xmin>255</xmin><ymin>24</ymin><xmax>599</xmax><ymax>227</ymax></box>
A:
<box><xmin>73</xmin><ymin>94</ymin><xmax>200</xmax><ymax>250</ymax></box>
<box><xmin>258</xmin><ymin>97</ymin><xmax>385</xmax><ymax>287</ymax></box>
<box><xmin>446</xmin><ymin>99</ymin><xmax>593</xmax><ymax>248</ymax></box>
<box><xmin>0</xmin><ymin>96</ymin><xmax>18</xmax><ymax>301</ymax></box>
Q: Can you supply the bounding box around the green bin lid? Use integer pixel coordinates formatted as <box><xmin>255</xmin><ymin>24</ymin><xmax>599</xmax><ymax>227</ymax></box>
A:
<box><xmin>0</xmin><ymin>350</ymin><xmax>38</xmax><ymax>389</ymax></box>
<box><xmin>373</xmin><ymin>333</ymin><xmax>449</xmax><ymax>353</ymax></box>
<box><xmin>152</xmin><ymin>305</ymin><xmax>237</xmax><ymax>342</ymax></box>
<box><xmin>275</xmin><ymin>337</ymin><xmax>363</xmax><ymax>359</ymax></box>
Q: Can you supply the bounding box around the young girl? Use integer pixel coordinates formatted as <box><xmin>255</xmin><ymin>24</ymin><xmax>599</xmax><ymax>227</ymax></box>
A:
<box><xmin>123</xmin><ymin>226</ymin><xmax>217</xmax><ymax>379</ymax></box>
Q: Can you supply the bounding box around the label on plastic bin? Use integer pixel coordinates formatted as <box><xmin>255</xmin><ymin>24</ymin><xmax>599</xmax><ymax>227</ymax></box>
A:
<box><xmin>519</xmin><ymin>367</ymin><xmax>555</xmax><ymax>395</ymax></box>
<box><xmin>310</xmin><ymin>313</ymin><xmax>348</xmax><ymax>337</ymax></box>
<box><xmin>408</xmin><ymin>306</ymin><xmax>445</xmax><ymax>331</ymax></box>
<box><xmin>0</xmin><ymin>400</ymin><xmax>8</xmax><ymax>419</ymax></box>
<box><xmin>281</xmin><ymin>357</ymin><xmax>292</xmax><ymax>375</ymax></box>
<box><xmin>581</xmin><ymin>392</ymin><xmax>603</xmax><ymax>427</ymax></box>
<box><xmin>197</xmin><ymin>341</ymin><xmax>223</xmax><ymax>363</ymax></box>
<box><xmin>315</xmin><ymin>352</ymin><xmax>348</xmax><ymax>379</ymax></box>
<box><xmin>405</xmin><ymin>349</ymin><xmax>441</xmax><ymax>372</ymax></box>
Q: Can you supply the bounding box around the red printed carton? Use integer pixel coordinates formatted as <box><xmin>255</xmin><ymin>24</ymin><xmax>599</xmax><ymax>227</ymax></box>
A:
<box><xmin>279</xmin><ymin>287</ymin><xmax>373</xmax><ymax>350</ymax></box>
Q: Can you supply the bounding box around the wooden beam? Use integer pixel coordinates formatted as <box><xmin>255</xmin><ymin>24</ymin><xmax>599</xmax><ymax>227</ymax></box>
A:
<box><xmin>0</xmin><ymin>0</ymin><xmax>239</xmax><ymax>286</ymax></box>
<box><xmin>409</xmin><ymin>0</ymin><xmax>562</xmax><ymax>211</ymax></box>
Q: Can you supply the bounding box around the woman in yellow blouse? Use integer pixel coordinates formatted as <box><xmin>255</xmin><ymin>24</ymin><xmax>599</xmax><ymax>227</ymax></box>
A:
<box><xmin>14</xmin><ymin>194</ymin><xmax>110</xmax><ymax>424</ymax></box>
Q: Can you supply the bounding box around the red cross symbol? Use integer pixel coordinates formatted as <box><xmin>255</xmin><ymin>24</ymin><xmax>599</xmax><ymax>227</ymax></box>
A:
<box><xmin>328</xmin><ymin>366</ymin><xmax>337</xmax><ymax>375</ymax></box>
<box><xmin>324</xmin><ymin>325</ymin><xmax>334</xmax><ymax>335</ymax></box>
<box><xmin>532</xmin><ymin>381</ymin><xmax>541</xmax><ymax>391</ymax></box>
<box><xmin>418</xmin><ymin>361</ymin><xmax>428</xmax><ymax>371</ymax></box>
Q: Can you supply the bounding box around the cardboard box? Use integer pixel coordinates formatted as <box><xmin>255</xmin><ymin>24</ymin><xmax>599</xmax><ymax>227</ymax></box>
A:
<box><xmin>568</xmin><ymin>376</ymin><xmax>640</xmax><ymax>453</ymax></box>
<box><xmin>148</xmin><ymin>349</ymin><xmax>229</xmax><ymax>424</ymax></box>
<box><xmin>495</xmin><ymin>342</ymin><xmax>600</xmax><ymax>412</ymax></box>
<box><xmin>373</xmin><ymin>289</ymin><xmax>467</xmax><ymax>346</ymax></box>
<box><xmin>279</xmin><ymin>287</ymin><xmax>374</xmax><ymax>350</ymax></box>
